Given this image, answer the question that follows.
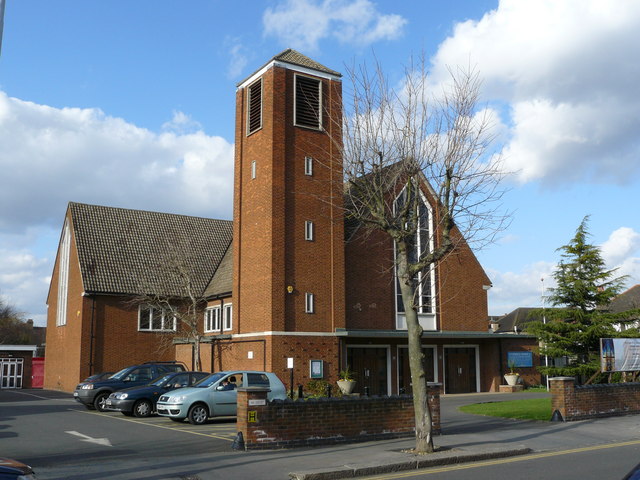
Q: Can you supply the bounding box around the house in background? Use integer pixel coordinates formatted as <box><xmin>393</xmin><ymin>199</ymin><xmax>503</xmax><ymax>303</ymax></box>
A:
<box><xmin>46</xmin><ymin>50</ymin><xmax>531</xmax><ymax>394</ymax></box>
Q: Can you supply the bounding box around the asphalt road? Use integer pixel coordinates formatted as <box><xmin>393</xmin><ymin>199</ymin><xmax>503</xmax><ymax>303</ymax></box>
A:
<box><xmin>358</xmin><ymin>441</ymin><xmax>640</xmax><ymax>479</ymax></box>
<box><xmin>1</xmin><ymin>388</ymin><xmax>240</xmax><ymax>479</ymax></box>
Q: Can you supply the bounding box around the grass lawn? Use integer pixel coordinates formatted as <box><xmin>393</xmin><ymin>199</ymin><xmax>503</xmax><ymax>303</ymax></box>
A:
<box><xmin>459</xmin><ymin>397</ymin><xmax>552</xmax><ymax>421</ymax></box>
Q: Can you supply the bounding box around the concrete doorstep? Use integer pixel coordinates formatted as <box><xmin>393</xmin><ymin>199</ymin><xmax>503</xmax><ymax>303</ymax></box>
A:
<box><xmin>288</xmin><ymin>445</ymin><xmax>532</xmax><ymax>480</ymax></box>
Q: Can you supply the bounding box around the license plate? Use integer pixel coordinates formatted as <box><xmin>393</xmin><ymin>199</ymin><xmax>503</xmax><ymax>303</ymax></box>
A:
<box><xmin>73</xmin><ymin>392</ymin><xmax>78</xmax><ymax>397</ymax></box>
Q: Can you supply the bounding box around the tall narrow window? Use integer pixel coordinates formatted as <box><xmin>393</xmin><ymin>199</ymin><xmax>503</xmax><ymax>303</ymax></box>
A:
<box><xmin>295</xmin><ymin>74</ymin><xmax>322</xmax><ymax>129</ymax></box>
<box><xmin>251</xmin><ymin>160</ymin><xmax>257</xmax><ymax>179</ymax></box>
<box><xmin>394</xmin><ymin>187</ymin><xmax>434</xmax><ymax>315</ymax></box>
<box><xmin>56</xmin><ymin>221</ymin><xmax>70</xmax><ymax>326</ymax></box>
<box><xmin>223</xmin><ymin>304</ymin><xmax>233</xmax><ymax>330</ymax></box>
<box><xmin>305</xmin><ymin>293</ymin><xmax>315</xmax><ymax>314</ymax></box>
<box><xmin>205</xmin><ymin>306</ymin><xmax>221</xmax><ymax>333</ymax></box>
<box><xmin>305</xmin><ymin>221</ymin><xmax>314</xmax><ymax>241</ymax></box>
<box><xmin>304</xmin><ymin>156</ymin><xmax>313</xmax><ymax>176</ymax></box>
<box><xmin>247</xmin><ymin>78</ymin><xmax>262</xmax><ymax>135</ymax></box>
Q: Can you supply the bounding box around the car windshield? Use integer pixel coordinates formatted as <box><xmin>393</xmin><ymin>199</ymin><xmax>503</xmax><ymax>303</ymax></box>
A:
<box><xmin>194</xmin><ymin>372</ymin><xmax>226</xmax><ymax>388</ymax></box>
<box><xmin>150</xmin><ymin>374</ymin><xmax>173</xmax><ymax>387</ymax></box>
<box><xmin>109</xmin><ymin>368</ymin><xmax>131</xmax><ymax>380</ymax></box>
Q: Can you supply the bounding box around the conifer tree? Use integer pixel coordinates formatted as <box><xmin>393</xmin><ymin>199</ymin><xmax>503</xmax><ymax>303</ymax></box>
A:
<box><xmin>527</xmin><ymin>216</ymin><xmax>638</xmax><ymax>382</ymax></box>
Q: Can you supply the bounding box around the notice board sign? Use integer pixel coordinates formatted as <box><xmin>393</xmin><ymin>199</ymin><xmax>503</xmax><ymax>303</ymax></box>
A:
<box><xmin>507</xmin><ymin>351</ymin><xmax>533</xmax><ymax>368</ymax></box>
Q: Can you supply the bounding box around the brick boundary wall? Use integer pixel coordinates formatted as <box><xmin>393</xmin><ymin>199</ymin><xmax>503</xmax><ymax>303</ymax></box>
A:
<box><xmin>550</xmin><ymin>377</ymin><xmax>640</xmax><ymax>421</ymax></box>
<box><xmin>236</xmin><ymin>385</ymin><xmax>441</xmax><ymax>450</ymax></box>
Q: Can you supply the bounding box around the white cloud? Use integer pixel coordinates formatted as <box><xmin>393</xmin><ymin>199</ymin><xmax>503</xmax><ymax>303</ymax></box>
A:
<box><xmin>429</xmin><ymin>0</ymin><xmax>640</xmax><ymax>185</ymax></box>
<box><xmin>0</xmin><ymin>243</ymin><xmax>51</xmax><ymax>326</ymax></box>
<box><xmin>263</xmin><ymin>0</ymin><xmax>406</xmax><ymax>52</ymax></box>
<box><xmin>225</xmin><ymin>37</ymin><xmax>250</xmax><ymax>80</ymax></box>
<box><xmin>0</xmin><ymin>91</ymin><xmax>234</xmax><ymax>234</ymax></box>
<box><xmin>487</xmin><ymin>261</ymin><xmax>555</xmax><ymax>316</ymax></box>
<box><xmin>0</xmin><ymin>92</ymin><xmax>235</xmax><ymax>325</ymax></box>
<box><xmin>601</xmin><ymin>227</ymin><xmax>640</xmax><ymax>285</ymax></box>
<box><xmin>161</xmin><ymin>110</ymin><xmax>203</xmax><ymax>134</ymax></box>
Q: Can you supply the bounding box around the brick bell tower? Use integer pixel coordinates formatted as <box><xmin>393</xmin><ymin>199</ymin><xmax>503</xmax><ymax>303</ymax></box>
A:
<box><xmin>233</xmin><ymin>50</ymin><xmax>346</xmax><ymax>353</ymax></box>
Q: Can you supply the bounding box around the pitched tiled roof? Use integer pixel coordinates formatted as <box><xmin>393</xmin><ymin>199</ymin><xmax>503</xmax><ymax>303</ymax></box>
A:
<box><xmin>203</xmin><ymin>243</ymin><xmax>233</xmax><ymax>298</ymax></box>
<box><xmin>273</xmin><ymin>48</ymin><xmax>341</xmax><ymax>77</ymax></box>
<box><xmin>607</xmin><ymin>284</ymin><xmax>640</xmax><ymax>313</ymax></box>
<box><xmin>69</xmin><ymin>202</ymin><xmax>232</xmax><ymax>297</ymax></box>
<box><xmin>495</xmin><ymin>307</ymin><xmax>541</xmax><ymax>333</ymax></box>
<box><xmin>238</xmin><ymin>48</ymin><xmax>341</xmax><ymax>86</ymax></box>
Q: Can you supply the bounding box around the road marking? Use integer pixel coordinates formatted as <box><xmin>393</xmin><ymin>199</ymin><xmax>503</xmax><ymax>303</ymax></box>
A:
<box><xmin>65</xmin><ymin>430</ymin><xmax>113</xmax><ymax>446</ymax></box>
<box><xmin>72</xmin><ymin>409</ymin><xmax>235</xmax><ymax>441</ymax></box>
<box><xmin>360</xmin><ymin>440</ymin><xmax>640</xmax><ymax>479</ymax></box>
<box><xmin>7</xmin><ymin>391</ymin><xmax>53</xmax><ymax>400</ymax></box>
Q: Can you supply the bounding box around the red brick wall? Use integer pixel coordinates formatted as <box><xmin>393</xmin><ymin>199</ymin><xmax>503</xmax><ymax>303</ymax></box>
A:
<box><xmin>437</xmin><ymin>232</ymin><xmax>491</xmax><ymax>332</ymax></box>
<box><xmin>237</xmin><ymin>385</ymin><xmax>441</xmax><ymax>449</ymax></box>
<box><xmin>345</xmin><ymin>229</ymin><xmax>396</xmax><ymax>329</ymax></box>
<box><xmin>344</xmin><ymin>202</ymin><xmax>491</xmax><ymax>334</ymax></box>
<box><xmin>500</xmin><ymin>337</ymin><xmax>542</xmax><ymax>387</ymax></box>
<box><xmin>550</xmin><ymin>377</ymin><xmax>640</xmax><ymax>421</ymax></box>
<box><xmin>44</xmin><ymin>211</ymin><xmax>86</xmax><ymax>391</ymax></box>
<box><xmin>198</xmin><ymin>334</ymin><xmax>340</xmax><ymax>389</ymax></box>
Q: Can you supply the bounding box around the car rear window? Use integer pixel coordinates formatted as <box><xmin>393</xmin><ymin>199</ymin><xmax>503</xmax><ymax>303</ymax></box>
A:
<box><xmin>246</xmin><ymin>373</ymin><xmax>270</xmax><ymax>387</ymax></box>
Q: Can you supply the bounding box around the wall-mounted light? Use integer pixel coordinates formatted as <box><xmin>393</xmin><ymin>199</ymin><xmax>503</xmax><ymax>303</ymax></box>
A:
<box><xmin>287</xmin><ymin>285</ymin><xmax>294</xmax><ymax>294</ymax></box>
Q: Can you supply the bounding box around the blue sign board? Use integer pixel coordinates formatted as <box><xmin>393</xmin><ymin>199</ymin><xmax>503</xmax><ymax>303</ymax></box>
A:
<box><xmin>507</xmin><ymin>351</ymin><xmax>533</xmax><ymax>368</ymax></box>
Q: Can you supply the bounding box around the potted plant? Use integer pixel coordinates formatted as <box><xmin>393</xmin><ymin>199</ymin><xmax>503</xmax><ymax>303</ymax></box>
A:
<box><xmin>504</xmin><ymin>360</ymin><xmax>520</xmax><ymax>386</ymax></box>
<box><xmin>337</xmin><ymin>366</ymin><xmax>357</xmax><ymax>395</ymax></box>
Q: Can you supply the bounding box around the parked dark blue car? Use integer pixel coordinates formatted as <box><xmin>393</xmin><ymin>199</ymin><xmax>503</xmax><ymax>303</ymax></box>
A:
<box><xmin>74</xmin><ymin>361</ymin><xmax>187</xmax><ymax>411</ymax></box>
<box><xmin>105</xmin><ymin>371</ymin><xmax>209</xmax><ymax>417</ymax></box>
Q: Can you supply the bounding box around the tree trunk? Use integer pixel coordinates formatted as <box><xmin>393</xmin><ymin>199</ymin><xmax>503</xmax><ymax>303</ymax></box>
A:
<box><xmin>193</xmin><ymin>335</ymin><xmax>201</xmax><ymax>372</ymax></box>
<box><xmin>397</xmin><ymin>244</ymin><xmax>434</xmax><ymax>454</ymax></box>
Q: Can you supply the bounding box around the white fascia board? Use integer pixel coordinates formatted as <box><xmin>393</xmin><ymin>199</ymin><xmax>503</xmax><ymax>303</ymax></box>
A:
<box><xmin>237</xmin><ymin>60</ymin><xmax>341</xmax><ymax>91</ymax></box>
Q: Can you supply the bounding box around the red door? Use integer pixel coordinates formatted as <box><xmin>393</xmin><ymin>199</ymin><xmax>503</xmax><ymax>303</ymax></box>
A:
<box><xmin>31</xmin><ymin>357</ymin><xmax>45</xmax><ymax>388</ymax></box>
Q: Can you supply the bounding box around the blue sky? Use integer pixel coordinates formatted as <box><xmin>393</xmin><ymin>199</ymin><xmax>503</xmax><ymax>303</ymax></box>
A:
<box><xmin>1</xmin><ymin>0</ymin><xmax>639</xmax><ymax>326</ymax></box>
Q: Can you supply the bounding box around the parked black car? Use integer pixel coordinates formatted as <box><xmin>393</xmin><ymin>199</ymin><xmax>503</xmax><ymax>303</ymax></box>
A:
<box><xmin>105</xmin><ymin>371</ymin><xmax>209</xmax><ymax>417</ymax></box>
<box><xmin>0</xmin><ymin>457</ymin><xmax>36</xmax><ymax>479</ymax></box>
<box><xmin>82</xmin><ymin>371</ymin><xmax>114</xmax><ymax>382</ymax></box>
<box><xmin>73</xmin><ymin>361</ymin><xmax>186</xmax><ymax>412</ymax></box>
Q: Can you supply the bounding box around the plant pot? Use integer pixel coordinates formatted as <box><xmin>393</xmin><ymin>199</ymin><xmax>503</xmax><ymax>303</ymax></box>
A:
<box><xmin>504</xmin><ymin>374</ymin><xmax>519</xmax><ymax>386</ymax></box>
<box><xmin>337</xmin><ymin>380</ymin><xmax>356</xmax><ymax>395</ymax></box>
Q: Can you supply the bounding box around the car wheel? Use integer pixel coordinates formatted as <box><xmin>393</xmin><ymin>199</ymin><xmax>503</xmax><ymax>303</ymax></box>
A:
<box><xmin>93</xmin><ymin>392</ymin><xmax>110</xmax><ymax>412</ymax></box>
<box><xmin>187</xmin><ymin>404</ymin><xmax>208</xmax><ymax>425</ymax></box>
<box><xmin>133</xmin><ymin>399</ymin><xmax>153</xmax><ymax>418</ymax></box>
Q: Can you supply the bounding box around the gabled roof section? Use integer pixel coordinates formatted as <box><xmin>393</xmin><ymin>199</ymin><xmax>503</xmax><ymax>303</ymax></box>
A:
<box><xmin>273</xmin><ymin>48</ymin><xmax>341</xmax><ymax>77</ymax></box>
<box><xmin>203</xmin><ymin>242</ymin><xmax>233</xmax><ymax>298</ymax></box>
<box><xmin>69</xmin><ymin>202</ymin><xmax>233</xmax><ymax>297</ymax></box>
<box><xmin>607</xmin><ymin>284</ymin><xmax>640</xmax><ymax>313</ymax></box>
<box><xmin>237</xmin><ymin>48</ymin><xmax>341</xmax><ymax>88</ymax></box>
<box><xmin>495</xmin><ymin>307</ymin><xmax>541</xmax><ymax>333</ymax></box>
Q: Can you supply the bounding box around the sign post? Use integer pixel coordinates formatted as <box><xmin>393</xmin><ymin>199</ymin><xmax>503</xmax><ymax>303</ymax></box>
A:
<box><xmin>287</xmin><ymin>357</ymin><xmax>294</xmax><ymax>399</ymax></box>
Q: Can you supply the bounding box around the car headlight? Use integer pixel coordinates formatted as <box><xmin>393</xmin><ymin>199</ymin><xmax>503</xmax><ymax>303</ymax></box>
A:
<box><xmin>115</xmin><ymin>393</ymin><xmax>128</xmax><ymax>400</ymax></box>
<box><xmin>168</xmin><ymin>395</ymin><xmax>186</xmax><ymax>404</ymax></box>
<box><xmin>81</xmin><ymin>384</ymin><xmax>94</xmax><ymax>390</ymax></box>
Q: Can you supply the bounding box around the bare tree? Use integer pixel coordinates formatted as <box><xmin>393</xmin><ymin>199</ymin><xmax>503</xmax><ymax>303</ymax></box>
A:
<box><xmin>0</xmin><ymin>297</ymin><xmax>31</xmax><ymax>345</ymax></box>
<box><xmin>128</xmin><ymin>240</ymin><xmax>211</xmax><ymax>372</ymax></box>
<box><xmin>339</xmin><ymin>58</ymin><xmax>509</xmax><ymax>453</ymax></box>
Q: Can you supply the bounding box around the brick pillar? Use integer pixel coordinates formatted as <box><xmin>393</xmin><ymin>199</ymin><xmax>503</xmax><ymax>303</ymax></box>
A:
<box><xmin>237</xmin><ymin>387</ymin><xmax>271</xmax><ymax>447</ymax></box>
<box><xmin>550</xmin><ymin>377</ymin><xmax>575</xmax><ymax>421</ymax></box>
<box><xmin>427</xmin><ymin>383</ymin><xmax>442</xmax><ymax>434</ymax></box>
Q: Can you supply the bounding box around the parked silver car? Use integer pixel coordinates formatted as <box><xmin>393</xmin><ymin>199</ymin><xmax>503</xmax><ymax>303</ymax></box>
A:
<box><xmin>156</xmin><ymin>370</ymin><xmax>287</xmax><ymax>425</ymax></box>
